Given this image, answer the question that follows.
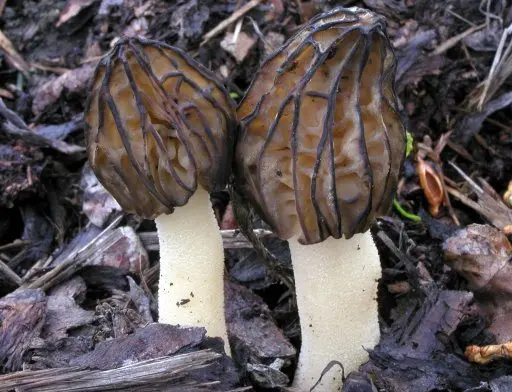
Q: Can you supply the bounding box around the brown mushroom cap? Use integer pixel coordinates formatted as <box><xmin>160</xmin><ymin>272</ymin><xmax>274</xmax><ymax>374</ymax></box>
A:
<box><xmin>85</xmin><ymin>37</ymin><xmax>236</xmax><ymax>219</ymax></box>
<box><xmin>235</xmin><ymin>7</ymin><xmax>406</xmax><ymax>244</ymax></box>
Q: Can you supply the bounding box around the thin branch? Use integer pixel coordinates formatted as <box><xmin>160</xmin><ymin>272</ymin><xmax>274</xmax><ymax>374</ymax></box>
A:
<box><xmin>0</xmin><ymin>258</ymin><xmax>22</xmax><ymax>286</ymax></box>
<box><xmin>201</xmin><ymin>0</ymin><xmax>263</xmax><ymax>45</ymax></box>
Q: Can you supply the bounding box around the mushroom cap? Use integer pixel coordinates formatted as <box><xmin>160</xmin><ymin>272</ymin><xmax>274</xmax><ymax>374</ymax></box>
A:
<box><xmin>85</xmin><ymin>37</ymin><xmax>237</xmax><ymax>219</ymax></box>
<box><xmin>235</xmin><ymin>7</ymin><xmax>406</xmax><ymax>244</ymax></box>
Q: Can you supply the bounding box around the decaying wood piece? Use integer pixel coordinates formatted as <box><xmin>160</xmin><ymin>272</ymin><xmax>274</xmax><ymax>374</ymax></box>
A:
<box><xmin>69</xmin><ymin>323</ymin><xmax>206</xmax><ymax>370</ymax></box>
<box><xmin>138</xmin><ymin>229</ymin><xmax>273</xmax><ymax>251</ymax></box>
<box><xmin>0</xmin><ymin>288</ymin><xmax>47</xmax><ymax>372</ymax></box>
<box><xmin>0</xmin><ymin>350</ymin><xmax>250</xmax><ymax>392</ymax></box>
<box><xmin>82</xmin><ymin>226</ymin><xmax>149</xmax><ymax>274</ymax></box>
<box><xmin>42</xmin><ymin>295</ymin><xmax>94</xmax><ymax>340</ymax></box>
<box><xmin>225</xmin><ymin>281</ymin><xmax>295</xmax><ymax>388</ymax></box>
<box><xmin>361</xmin><ymin>290</ymin><xmax>495</xmax><ymax>392</ymax></box>
<box><xmin>31</xmin><ymin>62</ymin><xmax>97</xmax><ymax>117</ymax></box>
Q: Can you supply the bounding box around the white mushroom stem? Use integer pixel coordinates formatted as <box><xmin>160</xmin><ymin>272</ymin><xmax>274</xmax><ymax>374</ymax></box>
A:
<box><xmin>289</xmin><ymin>231</ymin><xmax>381</xmax><ymax>392</ymax></box>
<box><xmin>155</xmin><ymin>187</ymin><xmax>230</xmax><ymax>354</ymax></box>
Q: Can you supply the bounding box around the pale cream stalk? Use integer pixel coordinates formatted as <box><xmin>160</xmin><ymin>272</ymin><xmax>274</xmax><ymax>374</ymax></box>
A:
<box><xmin>289</xmin><ymin>231</ymin><xmax>381</xmax><ymax>392</ymax></box>
<box><xmin>155</xmin><ymin>187</ymin><xmax>229</xmax><ymax>353</ymax></box>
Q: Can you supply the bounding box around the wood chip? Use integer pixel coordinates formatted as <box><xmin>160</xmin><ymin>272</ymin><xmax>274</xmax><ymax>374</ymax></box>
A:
<box><xmin>0</xmin><ymin>289</ymin><xmax>47</xmax><ymax>372</ymax></box>
<box><xmin>0</xmin><ymin>350</ymin><xmax>247</xmax><ymax>392</ymax></box>
<box><xmin>31</xmin><ymin>62</ymin><xmax>97</xmax><ymax>116</ymax></box>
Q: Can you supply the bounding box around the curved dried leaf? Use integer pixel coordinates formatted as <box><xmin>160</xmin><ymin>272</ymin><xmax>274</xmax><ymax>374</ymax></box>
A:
<box><xmin>417</xmin><ymin>157</ymin><xmax>443</xmax><ymax>216</ymax></box>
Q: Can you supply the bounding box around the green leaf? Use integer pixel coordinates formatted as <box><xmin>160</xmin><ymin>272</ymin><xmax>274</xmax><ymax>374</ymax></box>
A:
<box><xmin>393</xmin><ymin>198</ymin><xmax>422</xmax><ymax>222</ymax></box>
<box><xmin>406</xmin><ymin>131</ymin><xmax>414</xmax><ymax>157</ymax></box>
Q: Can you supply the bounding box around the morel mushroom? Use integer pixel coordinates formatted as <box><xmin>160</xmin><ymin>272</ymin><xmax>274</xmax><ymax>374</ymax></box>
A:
<box><xmin>235</xmin><ymin>7</ymin><xmax>405</xmax><ymax>391</ymax></box>
<box><xmin>85</xmin><ymin>37</ymin><xmax>236</xmax><ymax>352</ymax></box>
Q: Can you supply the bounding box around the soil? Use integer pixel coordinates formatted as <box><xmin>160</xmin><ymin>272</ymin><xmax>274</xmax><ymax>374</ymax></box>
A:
<box><xmin>0</xmin><ymin>1</ymin><xmax>511</xmax><ymax>391</ymax></box>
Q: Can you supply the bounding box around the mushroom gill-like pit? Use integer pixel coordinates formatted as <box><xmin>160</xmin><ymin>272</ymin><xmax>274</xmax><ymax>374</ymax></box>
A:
<box><xmin>236</xmin><ymin>7</ymin><xmax>405</xmax><ymax>244</ymax></box>
<box><xmin>86</xmin><ymin>37</ymin><xmax>236</xmax><ymax>219</ymax></box>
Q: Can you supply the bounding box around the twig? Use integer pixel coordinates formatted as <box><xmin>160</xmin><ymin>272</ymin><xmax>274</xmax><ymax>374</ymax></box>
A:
<box><xmin>376</xmin><ymin>231</ymin><xmax>424</xmax><ymax>298</ymax></box>
<box><xmin>0</xmin><ymin>239</ymin><xmax>30</xmax><ymax>252</ymax></box>
<box><xmin>0</xmin><ymin>98</ymin><xmax>85</xmax><ymax>155</ymax></box>
<box><xmin>30</xmin><ymin>62</ymin><xmax>71</xmax><ymax>75</ymax></box>
<box><xmin>445</xmin><ymin>7</ymin><xmax>477</xmax><ymax>27</ymax></box>
<box><xmin>201</xmin><ymin>0</ymin><xmax>263</xmax><ymax>45</ymax></box>
<box><xmin>1</xmin><ymin>121</ymin><xmax>86</xmax><ymax>155</ymax></box>
<box><xmin>445</xmin><ymin>185</ymin><xmax>484</xmax><ymax>214</ymax></box>
<box><xmin>0</xmin><ymin>96</ymin><xmax>28</xmax><ymax>128</ymax></box>
<box><xmin>447</xmin><ymin>161</ymin><xmax>512</xmax><ymax>230</ymax></box>
<box><xmin>21</xmin><ymin>255</ymin><xmax>53</xmax><ymax>284</ymax></box>
<box><xmin>479</xmin><ymin>0</ymin><xmax>503</xmax><ymax>26</ymax></box>
<box><xmin>432</xmin><ymin>23</ymin><xmax>486</xmax><ymax>56</ymax></box>
<box><xmin>7</xmin><ymin>247</ymin><xmax>29</xmax><ymax>269</ymax></box>
<box><xmin>248</xmin><ymin>16</ymin><xmax>275</xmax><ymax>53</ymax></box>
<box><xmin>0</xmin><ymin>258</ymin><xmax>22</xmax><ymax>286</ymax></box>
<box><xmin>0</xmin><ymin>29</ymin><xmax>30</xmax><ymax>77</ymax></box>
<box><xmin>476</xmin><ymin>23</ymin><xmax>512</xmax><ymax>109</ymax></box>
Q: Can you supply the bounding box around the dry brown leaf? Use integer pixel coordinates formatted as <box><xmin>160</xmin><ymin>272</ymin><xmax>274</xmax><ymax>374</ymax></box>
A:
<box><xmin>417</xmin><ymin>157</ymin><xmax>444</xmax><ymax>216</ymax></box>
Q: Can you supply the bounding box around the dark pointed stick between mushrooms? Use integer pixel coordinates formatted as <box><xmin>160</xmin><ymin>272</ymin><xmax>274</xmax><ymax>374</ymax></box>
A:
<box><xmin>235</xmin><ymin>7</ymin><xmax>405</xmax><ymax>391</ymax></box>
<box><xmin>85</xmin><ymin>37</ymin><xmax>237</xmax><ymax>353</ymax></box>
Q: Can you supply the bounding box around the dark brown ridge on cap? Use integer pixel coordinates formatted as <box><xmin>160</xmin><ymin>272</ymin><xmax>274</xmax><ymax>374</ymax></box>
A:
<box><xmin>85</xmin><ymin>37</ymin><xmax>237</xmax><ymax>219</ymax></box>
<box><xmin>235</xmin><ymin>7</ymin><xmax>406</xmax><ymax>245</ymax></box>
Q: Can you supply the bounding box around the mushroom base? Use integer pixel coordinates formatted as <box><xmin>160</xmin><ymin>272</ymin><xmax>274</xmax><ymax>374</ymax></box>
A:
<box><xmin>289</xmin><ymin>231</ymin><xmax>381</xmax><ymax>392</ymax></box>
<box><xmin>155</xmin><ymin>188</ymin><xmax>229</xmax><ymax>354</ymax></box>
